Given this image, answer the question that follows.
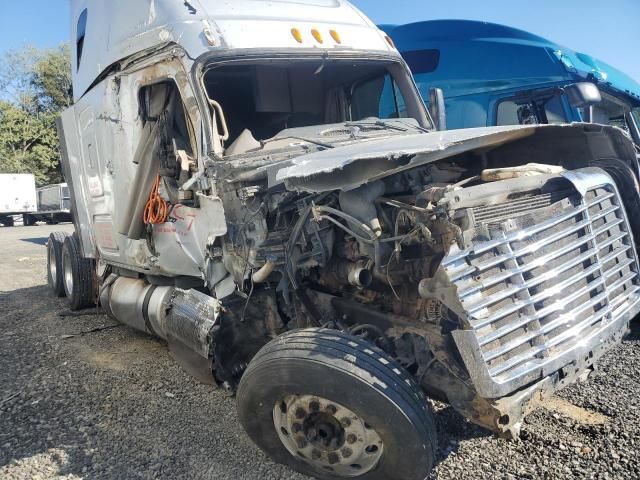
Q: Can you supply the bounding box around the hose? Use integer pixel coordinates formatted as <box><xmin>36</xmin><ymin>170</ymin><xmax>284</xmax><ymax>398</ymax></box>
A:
<box><xmin>143</xmin><ymin>175</ymin><xmax>169</xmax><ymax>225</ymax></box>
<box><xmin>251</xmin><ymin>260</ymin><xmax>275</xmax><ymax>283</ymax></box>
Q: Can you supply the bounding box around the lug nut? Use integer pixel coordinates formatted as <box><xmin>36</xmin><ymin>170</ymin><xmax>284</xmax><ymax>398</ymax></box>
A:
<box><xmin>295</xmin><ymin>407</ymin><xmax>307</xmax><ymax>419</ymax></box>
<box><xmin>346</xmin><ymin>433</ymin><xmax>357</xmax><ymax>444</ymax></box>
<box><xmin>325</xmin><ymin>404</ymin><xmax>337</xmax><ymax>415</ymax></box>
<box><xmin>309</xmin><ymin>401</ymin><xmax>320</xmax><ymax>412</ymax></box>
<box><xmin>328</xmin><ymin>452</ymin><xmax>340</xmax><ymax>465</ymax></box>
<box><xmin>292</xmin><ymin>422</ymin><xmax>303</xmax><ymax>434</ymax></box>
<box><xmin>341</xmin><ymin>447</ymin><xmax>353</xmax><ymax>458</ymax></box>
<box><xmin>341</xmin><ymin>418</ymin><xmax>352</xmax><ymax>428</ymax></box>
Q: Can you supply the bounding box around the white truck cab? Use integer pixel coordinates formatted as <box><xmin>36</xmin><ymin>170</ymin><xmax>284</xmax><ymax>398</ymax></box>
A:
<box><xmin>53</xmin><ymin>2</ymin><xmax>640</xmax><ymax>479</ymax></box>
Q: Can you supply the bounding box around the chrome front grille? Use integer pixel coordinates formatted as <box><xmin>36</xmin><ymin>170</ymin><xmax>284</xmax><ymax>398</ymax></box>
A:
<box><xmin>441</xmin><ymin>169</ymin><xmax>640</xmax><ymax>397</ymax></box>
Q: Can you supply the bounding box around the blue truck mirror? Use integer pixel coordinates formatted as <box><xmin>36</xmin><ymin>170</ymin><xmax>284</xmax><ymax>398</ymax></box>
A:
<box><xmin>565</xmin><ymin>82</ymin><xmax>602</xmax><ymax>109</ymax></box>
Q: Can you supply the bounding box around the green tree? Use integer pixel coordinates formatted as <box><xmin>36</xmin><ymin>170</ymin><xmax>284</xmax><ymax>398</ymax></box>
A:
<box><xmin>0</xmin><ymin>44</ymin><xmax>71</xmax><ymax>185</ymax></box>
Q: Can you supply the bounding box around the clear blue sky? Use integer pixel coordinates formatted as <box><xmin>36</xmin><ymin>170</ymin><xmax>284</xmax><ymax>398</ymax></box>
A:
<box><xmin>1</xmin><ymin>0</ymin><xmax>638</xmax><ymax>81</ymax></box>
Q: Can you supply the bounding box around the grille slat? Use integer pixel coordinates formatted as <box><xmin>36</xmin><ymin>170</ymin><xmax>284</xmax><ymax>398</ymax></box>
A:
<box><xmin>467</xmin><ymin>249</ymin><xmax>601</xmax><ymax>316</ymax></box>
<box><xmin>473</xmin><ymin>191</ymin><xmax>570</xmax><ymax>224</ymax></box>
<box><xmin>458</xmin><ymin>217</ymin><xmax>626</xmax><ymax>294</ymax></box>
<box><xmin>445</xmin><ymin>179</ymin><xmax>640</xmax><ymax>388</ymax></box>
<box><xmin>482</xmin><ymin>266</ymin><xmax>636</xmax><ymax>361</ymax></box>
<box><xmin>443</xmin><ymin>191</ymin><xmax>616</xmax><ymax>265</ymax></box>
<box><xmin>449</xmin><ymin>220</ymin><xmax>625</xmax><ymax>284</ymax></box>
<box><xmin>478</xmin><ymin>275</ymin><xmax>607</xmax><ymax>347</ymax></box>
<box><xmin>473</xmin><ymin>244</ymin><xmax>634</xmax><ymax>330</ymax></box>
<box><xmin>488</xmin><ymin>275</ymin><xmax>638</xmax><ymax>377</ymax></box>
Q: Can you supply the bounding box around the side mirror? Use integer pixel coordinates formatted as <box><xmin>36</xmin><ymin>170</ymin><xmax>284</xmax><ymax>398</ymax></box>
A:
<box><xmin>565</xmin><ymin>82</ymin><xmax>602</xmax><ymax>108</ymax></box>
<box><xmin>428</xmin><ymin>87</ymin><xmax>447</xmax><ymax>131</ymax></box>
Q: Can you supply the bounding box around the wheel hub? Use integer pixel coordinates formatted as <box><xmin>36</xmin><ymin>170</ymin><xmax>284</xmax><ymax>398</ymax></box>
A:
<box><xmin>48</xmin><ymin>244</ymin><xmax>57</xmax><ymax>286</ymax></box>
<box><xmin>63</xmin><ymin>249</ymin><xmax>73</xmax><ymax>295</ymax></box>
<box><xmin>274</xmin><ymin>394</ymin><xmax>383</xmax><ymax>477</ymax></box>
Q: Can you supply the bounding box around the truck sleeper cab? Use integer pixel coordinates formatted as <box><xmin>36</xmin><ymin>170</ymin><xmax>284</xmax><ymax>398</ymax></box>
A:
<box><xmin>383</xmin><ymin>20</ymin><xmax>640</xmax><ymax>148</ymax></box>
<box><xmin>52</xmin><ymin>2</ymin><xmax>640</xmax><ymax>479</ymax></box>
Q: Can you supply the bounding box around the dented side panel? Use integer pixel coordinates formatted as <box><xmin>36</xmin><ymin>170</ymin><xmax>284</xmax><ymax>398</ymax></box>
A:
<box><xmin>60</xmin><ymin>52</ymin><xmax>226</xmax><ymax>277</ymax></box>
<box><xmin>58</xmin><ymin>108</ymin><xmax>96</xmax><ymax>257</ymax></box>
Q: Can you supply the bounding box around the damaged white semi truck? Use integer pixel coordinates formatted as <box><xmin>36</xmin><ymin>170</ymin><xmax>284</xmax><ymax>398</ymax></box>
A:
<box><xmin>50</xmin><ymin>1</ymin><xmax>640</xmax><ymax>478</ymax></box>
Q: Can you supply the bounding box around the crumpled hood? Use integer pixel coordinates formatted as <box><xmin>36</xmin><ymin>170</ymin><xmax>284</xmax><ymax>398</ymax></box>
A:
<box><xmin>275</xmin><ymin>123</ymin><xmax>633</xmax><ymax>193</ymax></box>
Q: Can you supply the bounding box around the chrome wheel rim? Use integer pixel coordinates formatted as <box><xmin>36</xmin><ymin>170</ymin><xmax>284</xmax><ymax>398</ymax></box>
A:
<box><xmin>63</xmin><ymin>249</ymin><xmax>73</xmax><ymax>295</ymax></box>
<box><xmin>48</xmin><ymin>243</ymin><xmax>57</xmax><ymax>287</ymax></box>
<box><xmin>274</xmin><ymin>394</ymin><xmax>384</xmax><ymax>477</ymax></box>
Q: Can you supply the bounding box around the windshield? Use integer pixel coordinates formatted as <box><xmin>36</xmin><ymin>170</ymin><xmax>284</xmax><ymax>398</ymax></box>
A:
<box><xmin>585</xmin><ymin>92</ymin><xmax>633</xmax><ymax>132</ymax></box>
<box><xmin>632</xmin><ymin>108</ymin><xmax>640</xmax><ymax>135</ymax></box>
<box><xmin>202</xmin><ymin>58</ymin><xmax>429</xmax><ymax>156</ymax></box>
<box><xmin>575</xmin><ymin>92</ymin><xmax>640</xmax><ymax>144</ymax></box>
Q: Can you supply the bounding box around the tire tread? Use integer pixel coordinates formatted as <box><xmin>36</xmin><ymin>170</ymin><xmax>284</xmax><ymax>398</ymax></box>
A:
<box><xmin>47</xmin><ymin>231</ymin><xmax>69</xmax><ymax>297</ymax></box>
<box><xmin>238</xmin><ymin>328</ymin><xmax>437</xmax><ymax>478</ymax></box>
<box><xmin>62</xmin><ymin>233</ymin><xmax>96</xmax><ymax>310</ymax></box>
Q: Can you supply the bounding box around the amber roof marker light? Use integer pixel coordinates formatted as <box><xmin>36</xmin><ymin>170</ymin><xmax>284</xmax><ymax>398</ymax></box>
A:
<box><xmin>291</xmin><ymin>28</ymin><xmax>303</xmax><ymax>43</ymax></box>
<box><xmin>311</xmin><ymin>28</ymin><xmax>324</xmax><ymax>44</ymax></box>
<box><xmin>330</xmin><ymin>29</ymin><xmax>342</xmax><ymax>44</ymax></box>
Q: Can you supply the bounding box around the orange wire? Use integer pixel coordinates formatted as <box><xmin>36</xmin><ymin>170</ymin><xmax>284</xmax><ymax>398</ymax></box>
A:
<box><xmin>144</xmin><ymin>175</ymin><xmax>169</xmax><ymax>224</ymax></box>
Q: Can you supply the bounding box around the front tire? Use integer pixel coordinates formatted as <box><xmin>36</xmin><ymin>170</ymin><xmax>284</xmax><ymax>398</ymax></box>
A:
<box><xmin>237</xmin><ymin>328</ymin><xmax>437</xmax><ymax>480</ymax></box>
<box><xmin>61</xmin><ymin>234</ymin><xmax>96</xmax><ymax>310</ymax></box>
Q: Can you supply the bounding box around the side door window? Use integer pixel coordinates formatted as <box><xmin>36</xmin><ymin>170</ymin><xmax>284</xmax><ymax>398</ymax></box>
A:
<box><xmin>543</xmin><ymin>95</ymin><xmax>567</xmax><ymax>124</ymax></box>
<box><xmin>497</xmin><ymin>99</ymin><xmax>538</xmax><ymax>125</ymax></box>
<box><xmin>496</xmin><ymin>95</ymin><xmax>569</xmax><ymax>126</ymax></box>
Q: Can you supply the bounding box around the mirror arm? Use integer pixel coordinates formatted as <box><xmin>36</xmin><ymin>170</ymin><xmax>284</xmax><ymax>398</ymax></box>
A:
<box><xmin>428</xmin><ymin>87</ymin><xmax>447</xmax><ymax>131</ymax></box>
<box><xmin>583</xmin><ymin>105</ymin><xmax>593</xmax><ymax>123</ymax></box>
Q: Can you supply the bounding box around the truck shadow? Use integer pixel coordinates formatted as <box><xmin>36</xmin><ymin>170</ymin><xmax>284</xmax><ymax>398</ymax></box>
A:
<box><xmin>0</xmin><ymin>285</ymin><xmax>292</xmax><ymax>479</ymax></box>
<box><xmin>3</xmin><ymin>285</ymin><xmax>637</xmax><ymax>478</ymax></box>
<box><xmin>0</xmin><ymin>286</ymin><xmax>485</xmax><ymax>478</ymax></box>
<box><xmin>430</xmin><ymin>404</ymin><xmax>490</xmax><ymax>467</ymax></box>
<box><xmin>20</xmin><ymin>237</ymin><xmax>48</xmax><ymax>246</ymax></box>
<box><xmin>628</xmin><ymin>317</ymin><xmax>640</xmax><ymax>340</ymax></box>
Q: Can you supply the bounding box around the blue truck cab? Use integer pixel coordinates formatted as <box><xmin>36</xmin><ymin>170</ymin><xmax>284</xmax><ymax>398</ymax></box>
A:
<box><xmin>383</xmin><ymin>20</ymin><xmax>640</xmax><ymax>146</ymax></box>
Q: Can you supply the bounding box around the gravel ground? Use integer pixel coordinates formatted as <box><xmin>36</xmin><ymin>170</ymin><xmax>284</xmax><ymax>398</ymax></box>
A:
<box><xmin>0</xmin><ymin>224</ymin><xmax>639</xmax><ymax>479</ymax></box>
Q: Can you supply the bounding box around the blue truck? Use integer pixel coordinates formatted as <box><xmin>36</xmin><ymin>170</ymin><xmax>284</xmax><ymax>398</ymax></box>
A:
<box><xmin>383</xmin><ymin>20</ymin><xmax>640</xmax><ymax>146</ymax></box>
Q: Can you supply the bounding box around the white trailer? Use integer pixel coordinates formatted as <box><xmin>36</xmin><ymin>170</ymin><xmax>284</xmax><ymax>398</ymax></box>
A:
<box><xmin>0</xmin><ymin>174</ymin><xmax>37</xmax><ymax>227</ymax></box>
<box><xmin>24</xmin><ymin>183</ymin><xmax>72</xmax><ymax>225</ymax></box>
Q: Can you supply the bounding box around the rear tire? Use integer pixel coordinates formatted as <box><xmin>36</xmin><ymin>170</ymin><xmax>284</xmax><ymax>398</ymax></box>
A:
<box><xmin>237</xmin><ymin>328</ymin><xmax>437</xmax><ymax>480</ymax></box>
<box><xmin>62</xmin><ymin>234</ymin><xmax>96</xmax><ymax>310</ymax></box>
<box><xmin>47</xmin><ymin>231</ymin><xmax>69</xmax><ymax>297</ymax></box>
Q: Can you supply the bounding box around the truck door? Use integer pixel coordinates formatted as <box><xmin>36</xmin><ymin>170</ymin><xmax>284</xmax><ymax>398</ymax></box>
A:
<box><xmin>56</xmin><ymin>107</ymin><xmax>96</xmax><ymax>258</ymax></box>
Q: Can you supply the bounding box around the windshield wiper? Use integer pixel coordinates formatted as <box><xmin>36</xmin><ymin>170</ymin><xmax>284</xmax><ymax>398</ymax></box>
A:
<box><xmin>345</xmin><ymin>119</ymin><xmax>429</xmax><ymax>134</ymax></box>
<box><xmin>261</xmin><ymin>135</ymin><xmax>335</xmax><ymax>149</ymax></box>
